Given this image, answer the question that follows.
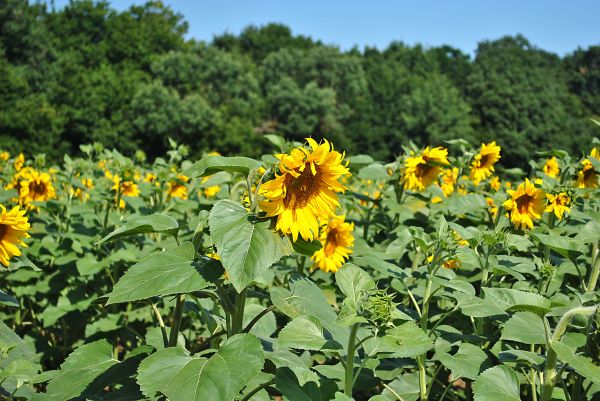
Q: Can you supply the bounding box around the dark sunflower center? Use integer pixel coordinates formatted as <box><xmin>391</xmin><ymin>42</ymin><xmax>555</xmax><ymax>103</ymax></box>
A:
<box><xmin>479</xmin><ymin>153</ymin><xmax>491</xmax><ymax>167</ymax></box>
<box><xmin>415</xmin><ymin>162</ymin><xmax>434</xmax><ymax>178</ymax></box>
<box><xmin>283</xmin><ymin>163</ymin><xmax>320</xmax><ymax>209</ymax></box>
<box><xmin>583</xmin><ymin>169</ymin><xmax>595</xmax><ymax>182</ymax></box>
<box><xmin>515</xmin><ymin>194</ymin><xmax>533</xmax><ymax>214</ymax></box>
<box><xmin>0</xmin><ymin>224</ymin><xmax>7</xmax><ymax>241</ymax></box>
<box><xmin>324</xmin><ymin>229</ymin><xmax>340</xmax><ymax>256</ymax></box>
<box><xmin>29</xmin><ymin>181</ymin><xmax>46</xmax><ymax>197</ymax></box>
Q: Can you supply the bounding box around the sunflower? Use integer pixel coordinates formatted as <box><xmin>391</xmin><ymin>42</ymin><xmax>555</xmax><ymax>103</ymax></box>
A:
<box><xmin>470</xmin><ymin>142</ymin><xmax>501</xmax><ymax>184</ymax></box>
<box><xmin>543</xmin><ymin>157</ymin><xmax>560</xmax><ymax>178</ymax></box>
<box><xmin>489</xmin><ymin>176</ymin><xmax>501</xmax><ymax>192</ymax></box>
<box><xmin>486</xmin><ymin>197</ymin><xmax>498</xmax><ymax>220</ymax></box>
<box><xmin>427</xmin><ymin>254</ymin><xmax>461</xmax><ymax>269</ymax></box>
<box><xmin>13</xmin><ymin>153</ymin><xmax>25</xmax><ymax>172</ymax></box>
<box><xmin>19</xmin><ymin>169</ymin><xmax>56</xmax><ymax>205</ymax></box>
<box><xmin>0</xmin><ymin>151</ymin><xmax>9</xmax><ymax>161</ymax></box>
<box><xmin>439</xmin><ymin>167</ymin><xmax>458</xmax><ymax>197</ymax></box>
<box><xmin>545</xmin><ymin>192</ymin><xmax>571</xmax><ymax>220</ymax></box>
<box><xmin>403</xmin><ymin>146</ymin><xmax>449</xmax><ymax>191</ymax></box>
<box><xmin>502</xmin><ymin>178</ymin><xmax>547</xmax><ymax>230</ymax></box>
<box><xmin>576</xmin><ymin>149</ymin><xmax>599</xmax><ymax>189</ymax></box>
<box><xmin>0</xmin><ymin>204</ymin><xmax>31</xmax><ymax>267</ymax></box>
<box><xmin>70</xmin><ymin>177</ymin><xmax>94</xmax><ymax>201</ymax></box>
<box><xmin>259</xmin><ymin>138</ymin><xmax>350</xmax><ymax>242</ymax></box>
<box><xmin>200</xmin><ymin>176</ymin><xmax>221</xmax><ymax>198</ymax></box>
<box><xmin>311</xmin><ymin>215</ymin><xmax>354</xmax><ymax>273</ymax></box>
<box><xmin>167</xmin><ymin>174</ymin><xmax>189</xmax><ymax>200</ymax></box>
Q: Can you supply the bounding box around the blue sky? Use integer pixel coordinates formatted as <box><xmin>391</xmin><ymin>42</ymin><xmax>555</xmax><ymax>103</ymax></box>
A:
<box><xmin>49</xmin><ymin>0</ymin><xmax>599</xmax><ymax>56</ymax></box>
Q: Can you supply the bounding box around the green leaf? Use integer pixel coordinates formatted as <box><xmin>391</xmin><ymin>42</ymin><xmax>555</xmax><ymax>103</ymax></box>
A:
<box><xmin>483</xmin><ymin>288</ymin><xmax>551</xmax><ymax>315</ymax></box>
<box><xmin>437</xmin><ymin>343</ymin><xmax>487</xmax><ymax>380</ymax></box>
<box><xmin>452</xmin><ymin>293</ymin><xmax>508</xmax><ymax>317</ymax></box>
<box><xmin>498</xmin><ymin>349</ymin><xmax>545</xmax><ymax>367</ymax></box>
<box><xmin>275</xmin><ymin>367</ymin><xmax>338</xmax><ymax>401</ymax></box>
<box><xmin>209</xmin><ymin>200</ymin><xmax>292</xmax><ymax>292</ymax></box>
<box><xmin>358</xmin><ymin>163</ymin><xmax>388</xmax><ymax>180</ymax></box>
<box><xmin>552</xmin><ymin>341</ymin><xmax>600</xmax><ymax>384</ymax></box>
<box><xmin>292</xmin><ymin>238</ymin><xmax>322</xmax><ymax>256</ymax></box>
<box><xmin>473</xmin><ymin>366</ymin><xmax>521</xmax><ymax>401</ymax></box>
<box><xmin>137</xmin><ymin>334</ymin><xmax>265</xmax><ymax>401</ymax></box>
<box><xmin>363</xmin><ymin>321</ymin><xmax>432</xmax><ymax>358</ymax></box>
<box><xmin>529</xmin><ymin>233</ymin><xmax>584</xmax><ymax>258</ymax></box>
<box><xmin>106</xmin><ymin>243</ymin><xmax>212</xmax><ymax>305</ymax></box>
<box><xmin>44</xmin><ymin>340</ymin><xmax>119</xmax><ymax>401</ymax></box>
<box><xmin>278</xmin><ymin>317</ymin><xmax>342</xmax><ymax>351</ymax></box>
<box><xmin>0</xmin><ymin>289</ymin><xmax>19</xmax><ymax>307</ymax></box>
<box><xmin>335</xmin><ymin>263</ymin><xmax>376</xmax><ymax>309</ymax></box>
<box><xmin>501</xmin><ymin>311</ymin><xmax>546</xmax><ymax>344</ymax></box>
<box><xmin>185</xmin><ymin>155</ymin><xmax>261</xmax><ymax>178</ymax></box>
<box><xmin>98</xmin><ymin>213</ymin><xmax>179</xmax><ymax>244</ymax></box>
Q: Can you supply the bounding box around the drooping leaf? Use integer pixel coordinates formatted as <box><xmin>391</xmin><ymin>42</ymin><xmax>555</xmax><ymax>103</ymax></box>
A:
<box><xmin>209</xmin><ymin>200</ymin><xmax>292</xmax><ymax>291</ymax></box>
<box><xmin>275</xmin><ymin>367</ymin><xmax>338</xmax><ymax>401</ymax></box>
<box><xmin>552</xmin><ymin>341</ymin><xmax>600</xmax><ymax>384</ymax></box>
<box><xmin>98</xmin><ymin>214</ymin><xmax>179</xmax><ymax>243</ymax></box>
<box><xmin>106</xmin><ymin>243</ymin><xmax>212</xmax><ymax>304</ymax></box>
<box><xmin>185</xmin><ymin>155</ymin><xmax>261</xmax><ymax>178</ymax></box>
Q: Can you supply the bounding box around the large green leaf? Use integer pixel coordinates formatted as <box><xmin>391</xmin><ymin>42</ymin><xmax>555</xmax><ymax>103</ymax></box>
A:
<box><xmin>529</xmin><ymin>233</ymin><xmax>584</xmax><ymax>258</ymax></box>
<box><xmin>209</xmin><ymin>200</ymin><xmax>292</xmax><ymax>291</ymax></box>
<box><xmin>483</xmin><ymin>288</ymin><xmax>551</xmax><ymax>315</ymax></box>
<box><xmin>185</xmin><ymin>155</ymin><xmax>261</xmax><ymax>178</ymax></box>
<box><xmin>472</xmin><ymin>365</ymin><xmax>521</xmax><ymax>401</ymax></box>
<box><xmin>44</xmin><ymin>340</ymin><xmax>119</xmax><ymax>401</ymax></box>
<box><xmin>335</xmin><ymin>264</ymin><xmax>376</xmax><ymax>308</ymax></box>
<box><xmin>278</xmin><ymin>317</ymin><xmax>343</xmax><ymax>351</ymax></box>
<box><xmin>275</xmin><ymin>367</ymin><xmax>338</xmax><ymax>401</ymax></box>
<box><xmin>452</xmin><ymin>293</ymin><xmax>508</xmax><ymax>317</ymax></box>
<box><xmin>98</xmin><ymin>213</ymin><xmax>179</xmax><ymax>244</ymax></box>
<box><xmin>553</xmin><ymin>341</ymin><xmax>600</xmax><ymax>384</ymax></box>
<box><xmin>436</xmin><ymin>343</ymin><xmax>487</xmax><ymax>380</ymax></box>
<box><xmin>0</xmin><ymin>289</ymin><xmax>18</xmax><ymax>307</ymax></box>
<box><xmin>0</xmin><ymin>321</ymin><xmax>37</xmax><ymax>395</ymax></box>
<box><xmin>500</xmin><ymin>311</ymin><xmax>546</xmax><ymax>344</ymax></box>
<box><xmin>106</xmin><ymin>243</ymin><xmax>213</xmax><ymax>304</ymax></box>
<box><xmin>137</xmin><ymin>334</ymin><xmax>265</xmax><ymax>401</ymax></box>
<box><xmin>363</xmin><ymin>321</ymin><xmax>432</xmax><ymax>358</ymax></box>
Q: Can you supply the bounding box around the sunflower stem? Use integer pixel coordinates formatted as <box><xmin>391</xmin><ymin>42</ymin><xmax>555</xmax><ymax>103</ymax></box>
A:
<box><xmin>168</xmin><ymin>294</ymin><xmax>185</xmax><ymax>347</ymax></box>
<box><xmin>231</xmin><ymin>287</ymin><xmax>248</xmax><ymax>336</ymax></box>
<box><xmin>586</xmin><ymin>241</ymin><xmax>599</xmax><ymax>293</ymax></box>
<box><xmin>344</xmin><ymin>323</ymin><xmax>359</xmax><ymax>397</ymax></box>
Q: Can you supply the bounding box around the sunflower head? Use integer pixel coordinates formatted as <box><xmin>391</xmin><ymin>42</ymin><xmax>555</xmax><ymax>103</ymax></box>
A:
<box><xmin>470</xmin><ymin>141</ymin><xmax>501</xmax><ymax>184</ymax></box>
<box><xmin>502</xmin><ymin>178</ymin><xmax>547</xmax><ymax>230</ymax></box>
<box><xmin>576</xmin><ymin>159</ymin><xmax>598</xmax><ymax>189</ymax></box>
<box><xmin>403</xmin><ymin>146</ymin><xmax>449</xmax><ymax>191</ymax></box>
<box><xmin>543</xmin><ymin>157</ymin><xmax>560</xmax><ymax>178</ymax></box>
<box><xmin>0</xmin><ymin>204</ymin><xmax>31</xmax><ymax>267</ymax></box>
<box><xmin>0</xmin><ymin>151</ymin><xmax>9</xmax><ymax>162</ymax></box>
<box><xmin>18</xmin><ymin>169</ymin><xmax>56</xmax><ymax>206</ymax></box>
<box><xmin>167</xmin><ymin>174</ymin><xmax>189</xmax><ymax>200</ymax></box>
<box><xmin>311</xmin><ymin>215</ymin><xmax>354</xmax><ymax>273</ymax></box>
<box><xmin>259</xmin><ymin>138</ymin><xmax>350</xmax><ymax>241</ymax></box>
<box><xmin>13</xmin><ymin>153</ymin><xmax>25</xmax><ymax>172</ymax></box>
<box><xmin>545</xmin><ymin>192</ymin><xmax>571</xmax><ymax>220</ymax></box>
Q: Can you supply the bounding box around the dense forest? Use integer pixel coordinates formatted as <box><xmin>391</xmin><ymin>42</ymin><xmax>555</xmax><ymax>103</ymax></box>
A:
<box><xmin>0</xmin><ymin>0</ymin><xmax>598</xmax><ymax>167</ymax></box>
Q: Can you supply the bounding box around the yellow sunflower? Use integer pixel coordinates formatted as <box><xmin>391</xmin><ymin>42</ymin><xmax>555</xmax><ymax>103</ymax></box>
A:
<box><xmin>70</xmin><ymin>177</ymin><xmax>94</xmax><ymax>201</ymax></box>
<box><xmin>19</xmin><ymin>169</ymin><xmax>56</xmax><ymax>205</ymax></box>
<box><xmin>259</xmin><ymin>138</ymin><xmax>350</xmax><ymax>242</ymax></box>
<box><xmin>200</xmin><ymin>176</ymin><xmax>221</xmax><ymax>198</ymax></box>
<box><xmin>543</xmin><ymin>157</ymin><xmax>560</xmax><ymax>178</ymax></box>
<box><xmin>167</xmin><ymin>174</ymin><xmax>189</xmax><ymax>200</ymax></box>
<box><xmin>576</xmin><ymin>160</ymin><xmax>597</xmax><ymax>188</ymax></box>
<box><xmin>403</xmin><ymin>146</ymin><xmax>449</xmax><ymax>191</ymax></box>
<box><xmin>13</xmin><ymin>153</ymin><xmax>25</xmax><ymax>172</ymax></box>
<box><xmin>0</xmin><ymin>151</ymin><xmax>9</xmax><ymax>161</ymax></box>
<box><xmin>502</xmin><ymin>178</ymin><xmax>547</xmax><ymax>230</ymax></box>
<box><xmin>0</xmin><ymin>204</ymin><xmax>31</xmax><ymax>267</ymax></box>
<box><xmin>311</xmin><ymin>215</ymin><xmax>354</xmax><ymax>273</ymax></box>
<box><xmin>545</xmin><ymin>193</ymin><xmax>571</xmax><ymax>220</ymax></box>
<box><xmin>486</xmin><ymin>197</ymin><xmax>498</xmax><ymax>220</ymax></box>
<box><xmin>439</xmin><ymin>167</ymin><xmax>458</xmax><ymax>197</ymax></box>
<box><xmin>470</xmin><ymin>141</ymin><xmax>501</xmax><ymax>184</ymax></box>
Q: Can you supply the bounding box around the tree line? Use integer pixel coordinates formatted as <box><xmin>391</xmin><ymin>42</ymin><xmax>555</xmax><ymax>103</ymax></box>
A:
<box><xmin>1</xmin><ymin>0</ymin><xmax>598</xmax><ymax>167</ymax></box>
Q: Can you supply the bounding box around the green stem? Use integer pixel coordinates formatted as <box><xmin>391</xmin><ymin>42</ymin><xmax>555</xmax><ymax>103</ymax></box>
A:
<box><xmin>231</xmin><ymin>287</ymin><xmax>248</xmax><ymax>336</ymax></box>
<box><xmin>344</xmin><ymin>324</ymin><xmax>359</xmax><ymax>397</ymax></box>
<box><xmin>168</xmin><ymin>294</ymin><xmax>185</xmax><ymax>347</ymax></box>
<box><xmin>586</xmin><ymin>241</ymin><xmax>599</xmax><ymax>293</ymax></box>
<box><xmin>240</xmin><ymin>379</ymin><xmax>275</xmax><ymax>401</ymax></box>
<box><xmin>418</xmin><ymin>355</ymin><xmax>428</xmax><ymax>401</ymax></box>
<box><xmin>151</xmin><ymin>303</ymin><xmax>169</xmax><ymax>348</ymax></box>
<box><xmin>418</xmin><ymin>269</ymin><xmax>434</xmax><ymax>401</ymax></box>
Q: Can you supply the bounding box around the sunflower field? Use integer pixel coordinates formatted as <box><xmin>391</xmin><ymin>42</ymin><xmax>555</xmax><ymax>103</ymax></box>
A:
<box><xmin>0</xmin><ymin>133</ymin><xmax>599</xmax><ymax>401</ymax></box>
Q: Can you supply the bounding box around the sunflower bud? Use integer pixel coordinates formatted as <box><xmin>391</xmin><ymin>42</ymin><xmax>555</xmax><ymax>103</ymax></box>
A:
<box><xmin>360</xmin><ymin>289</ymin><xmax>398</xmax><ymax>328</ymax></box>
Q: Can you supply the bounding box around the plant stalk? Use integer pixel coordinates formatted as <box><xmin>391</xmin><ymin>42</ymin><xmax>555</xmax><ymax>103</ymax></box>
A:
<box><xmin>344</xmin><ymin>323</ymin><xmax>359</xmax><ymax>397</ymax></box>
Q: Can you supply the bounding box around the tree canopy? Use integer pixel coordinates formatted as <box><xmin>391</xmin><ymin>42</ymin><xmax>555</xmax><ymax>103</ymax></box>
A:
<box><xmin>0</xmin><ymin>0</ymin><xmax>598</xmax><ymax>167</ymax></box>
